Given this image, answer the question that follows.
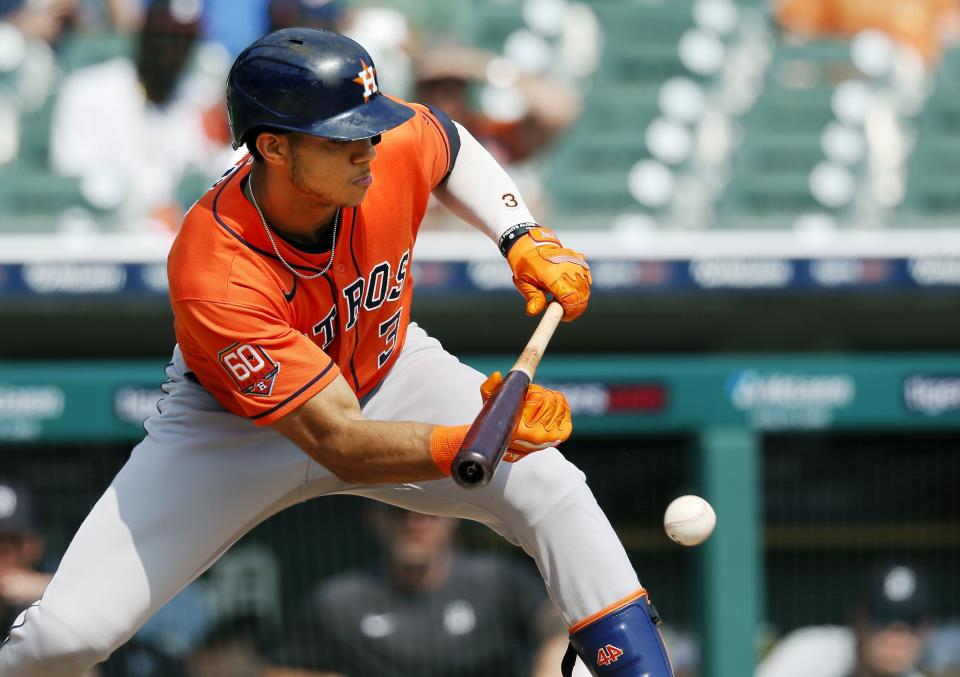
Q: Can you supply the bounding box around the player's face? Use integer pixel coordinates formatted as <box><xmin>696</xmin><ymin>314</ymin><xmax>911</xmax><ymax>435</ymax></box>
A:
<box><xmin>0</xmin><ymin>533</ymin><xmax>33</xmax><ymax>571</ymax></box>
<box><xmin>858</xmin><ymin>620</ymin><xmax>926</xmax><ymax>675</ymax></box>
<box><xmin>287</xmin><ymin>134</ymin><xmax>378</xmax><ymax>208</ymax></box>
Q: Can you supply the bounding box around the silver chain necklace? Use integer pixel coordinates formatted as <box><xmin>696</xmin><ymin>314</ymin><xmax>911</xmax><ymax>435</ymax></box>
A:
<box><xmin>248</xmin><ymin>167</ymin><xmax>339</xmax><ymax>280</ymax></box>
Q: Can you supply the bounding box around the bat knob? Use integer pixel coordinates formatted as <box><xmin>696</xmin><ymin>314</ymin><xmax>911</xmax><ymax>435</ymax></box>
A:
<box><xmin>452</xmin><ymin>451</ymin><xmax>493</xmax><ymax>489</ymax></box>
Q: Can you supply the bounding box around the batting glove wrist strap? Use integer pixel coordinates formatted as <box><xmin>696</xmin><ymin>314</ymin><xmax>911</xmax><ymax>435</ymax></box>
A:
<box><xmin>506</xmin><ymin>227</ymin><xmax>592</xmax><ymax>321</ymax></box>
<box><xmin>498</xmin><ymin>222</ymin><xmax>539</xmax><ymax>257</ymax></box>
<box><xmin>429</xmin><ymin>425</ymin><xmax>469</xmax><ymax>476</ymax></box>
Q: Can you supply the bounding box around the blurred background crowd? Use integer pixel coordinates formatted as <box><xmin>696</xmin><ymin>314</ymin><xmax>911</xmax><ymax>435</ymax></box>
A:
<box><xmin>3</xmin><ymin>0</ymin><xmax>960</xmax><ymax>235</ymax></box>
<box><xmin>3</xmin><ymin>0</ymin><xmax>960</xmax><ymax>676</ymax></box>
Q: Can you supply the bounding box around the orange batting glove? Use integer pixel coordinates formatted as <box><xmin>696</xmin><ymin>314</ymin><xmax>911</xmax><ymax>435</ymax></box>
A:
<box><xmin>428</xmin><ymin>372</ymin><xmax>573</xmax><ymax>475</ymax></box>
<box><xmin>480</xmin><ymin>371</ymin><xmax>572</xmax><ymax>462</ymax></box>
<box><xmin>505</xmin><ymin>226</ymin><xmax>591</xmax><ymax>322</ymax></box>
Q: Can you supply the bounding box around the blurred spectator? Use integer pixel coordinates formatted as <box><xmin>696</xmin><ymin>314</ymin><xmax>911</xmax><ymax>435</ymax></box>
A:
<box><xmin>100</xmin><ymin>0</ymin><xmax>143</xmax><ymax>33</ymax></box>
<box><xmin>196</xmin><ymin>0</ymin><xmax>343</xmax><ymax>78</ymax></box>
<box><xmin>757</xmin><ymin>562</ymin><xmax>935</xmax><ymax>677</ymax></box>
<box><xmin>200</xmin><ymin>0</ymin><xmax>268</xmax><ymax>58</ymax></box>
<box><xmin>185</xmin><ymin>613</ymin><xmax>273</xmax><ymax>677</ymax></box>
<box><xmin>412</xmin><ymin>42</ymin><xmax>580</xmax><ymax>228</ymax></box>
<box><xmin>414</xmin><ymin>44</ymin><xmax>580</xmax><ymax>167</ymax></box>
<box><xmin>0</xmin><ymin>0</ymin><xmax>143</xmax><ymax>36</ymax></box>
<box><xmin>923</xmin><ymin>621</ymin><xmax>960</xmax><ymax>676</ymax></box>
<box><xmin>0</xmin><ymin>0</ymin><xmax>76</xmax><ymax>167</ymax></box>
<box><xmin>95</xmin><ymin>544</ymin><xmax>280</xmax><ymax>676</ymax></box>
<box><xmin>0</xmin><ymin>478</ymin><xmax>183</xmax><ymax>677</ymax></box>
<box><xmin>268</xmin><ymin>0</ymin><xmax>343</xmax><ymax>33</ymax></box>
<box><xmin>0</xmin><ymin>479</ymin><xmax>51</xmax><ymax>633</ymax></box>
<box><xmin>0</xmin><ymin>0</ymin><xmax>75</xmax><ymax>44</ymax></box>
<box><xmin>773</xmin><ymin>0</ymin><xmax>960</xmax><ymax>66</ymax></box>
<box><xmin>95</xmin><ymin>636</ymin><xmax>188</xmax><ymax>677</ymax></box>
<box><xmin>50</xmin><ymin>0</ymin><xmax>236</xmax><ymax>232</ymax></box>
<box><xmin>271</xmin><ymin>505</ymin><xmax>569</xmax><ymax>677</ymax></box>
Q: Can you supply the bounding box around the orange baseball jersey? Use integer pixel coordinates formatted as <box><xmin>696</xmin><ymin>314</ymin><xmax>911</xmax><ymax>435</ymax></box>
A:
<box><xmin>168</xmin><ymin>100</ymin><xmax>457</xmax><ymax>425</ymax></box>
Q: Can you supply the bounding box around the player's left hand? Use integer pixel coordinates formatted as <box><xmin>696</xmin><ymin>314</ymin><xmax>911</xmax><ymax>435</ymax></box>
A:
<box><xmin>506</xmin><ymin>226</ymin><xmax>591</xmax><ymax>322</ymax></box>
<box><xmin>481</xmin><ymin>371</ymin><xmax>572</xmax><ymax>462</ymax></box>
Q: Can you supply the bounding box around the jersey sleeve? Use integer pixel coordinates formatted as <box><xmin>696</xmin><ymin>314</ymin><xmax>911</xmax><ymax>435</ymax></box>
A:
<box><xmin>403</xmin><ymin>100</ymin><xmax>461</xmax><ymax>189</ymax></box>
<box><xmin>174</xmin><ymin>298</ymin><xmax>340</xmax><ymax>425</ymax></box>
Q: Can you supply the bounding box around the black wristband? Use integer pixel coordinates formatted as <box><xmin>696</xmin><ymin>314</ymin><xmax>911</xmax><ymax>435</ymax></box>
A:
<box><xmin>498</xmin><ymin>222</ymin><xmax>538</xmax><ymax>257</ymax></box>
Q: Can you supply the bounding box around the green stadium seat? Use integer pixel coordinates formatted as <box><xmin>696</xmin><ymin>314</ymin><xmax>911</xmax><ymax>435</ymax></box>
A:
<box><xmin>59</xmin><ymin>32</ymin><xmax>134</xmax><ymax>73</ymax></box>
<box><xmin>0</xmin><ymin>167</ymin><xmax>90</xmax><ymax>231</ymax></box>
<box><xmin>935</xmin><ymin>46</ymin><xmax>960</xmax><ymax>86</ymax></box>
<box><xmin>910</xmin><ymin>133</ymin><xmax>960</xmax><ymax>174</ymax></box>
<box><xmin>917</xmin><ymin>83</ymin><xmax>960</xmax><ymax>132</ymax></box>
<box><xmin>0</xmin><ymin>167</ymin><xmax>84</xmax><ymax>210</ymax></box>
<box><xmin>601</xmin><ymin>43</ymin><xmax>692</xmax><ymax>86</ymax></box>
<box><xmin>734</xmin><ymin>131</ymin><xmax>824</xmax><ymax>174</ymax></box>
<box><xmin>715</xmin><ymin>169</ymin><xmax>834</xmax><ymax>229</ymax></box>
<box><xmin>592</xmin><ymin>2</ymin><xmax>696</xmax><ymax>47</ymax></box>
<box><xmin>15</xmin><ymin>95</ymin><xmax>56</xmax><ymax>169</ymax></box>
<box><xmin>574</xmin><ymin>81</ymin><xmax>661</xmax><ymax>134</ymax></box>
<box><xmin>177</xmin><ymin>172</ymin><xmax>216</xmax><ymax>209</ymax></box>
<box><xmin>539</xmin><ymin>3</ymin><xmax>720</xmax><ymax>220</ymax></box>
<box><xmin>743</xmin><ymin>86</ymin><xmax>835</xmax><ymax>134</ymax></box>
<box><xmin>898</xmin><ymin>70</ymin><xmax>960</xmax><ymax>223</ymax></box>
<box><xmin>548</xmin><ymin>170</ymin><xmax>639</xmax><ymax>214</ymax></box>
<box><xmin>549</xmin><ymin>131</ymin><xmax>648</xmax><ymax>174</ymax></box>
<box><xmin>712</xmin><ymin>39</ymin><xmax>857</xmax><ymax>228</ymax></box>
<box><xmin>470</xmin><ymin>0</ymin><xmax>524</xmax><ymax>51</ymax></box>
<box><xmin>899</xmin><ymin>171</ymin><xmax>960</xmax><ymax>218</ymax></box>
<box><xmin>546</xmin><ymin>132</ymin><xmax>648</xmax><ymax>214</ymax></box>
<box><xmin>900</xmin><ymin>133</ymin><xmax>960</xmax><ymax>221</ymax></box>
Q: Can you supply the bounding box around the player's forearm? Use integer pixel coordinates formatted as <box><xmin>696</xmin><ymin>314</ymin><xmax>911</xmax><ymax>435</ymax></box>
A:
<box><xmin>315</xmin><ymin>416</ymin><xmax>445</xmax><ymax>484</ymax></box>
<box><xmin>433</xmin><ymin>122</ymin><xmax>536</xmax><ymax>242</ymax></box>
<box><xmin>273</xmin><ymin>375</ymin><xmax>453</xmax><ymax>484</ymax></box>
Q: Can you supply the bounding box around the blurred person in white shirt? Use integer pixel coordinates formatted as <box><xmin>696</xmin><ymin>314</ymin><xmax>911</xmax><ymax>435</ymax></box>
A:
<box><xmin>50</xmin><ymin>0</ymin><xmax>238</xmax><ymax>232</ymax></box>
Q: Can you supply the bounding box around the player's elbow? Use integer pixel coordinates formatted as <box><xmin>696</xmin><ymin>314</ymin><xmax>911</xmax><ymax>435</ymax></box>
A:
<box><xmin>313</xmin><ymin>446</ymin><xmax>363</xmax><ymax>484</ymax></box>
<box><xmin>297</xmin><ymin>422</ymin><xmax>367</xmax><ymax>483</ymax></box>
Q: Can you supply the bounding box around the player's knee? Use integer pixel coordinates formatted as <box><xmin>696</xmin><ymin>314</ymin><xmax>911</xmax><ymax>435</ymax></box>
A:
<box><xmin>1</xmin><ymin>605</ymin><xmax>120</xmax><ymax>676</ymax></box>
<box><xmin>568</xmin><ymin>589</ymin><xmax>674</xmax><ymax>676</ymax></box>
<box><xmin>503</xmin><ymin>449</ymin><xmax>590</xmax><ymax>524</ymax></box>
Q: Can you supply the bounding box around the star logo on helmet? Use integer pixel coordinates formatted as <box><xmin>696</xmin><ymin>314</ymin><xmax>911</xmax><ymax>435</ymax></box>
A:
<box><xmin>354</xmin><ymin>60</ymin><xmax>379</xmax><ymax>102</ymax></box>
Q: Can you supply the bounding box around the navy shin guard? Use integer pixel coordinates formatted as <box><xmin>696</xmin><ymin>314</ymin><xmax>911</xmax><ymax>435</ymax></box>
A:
<box><xmin>564</xmin><ymin>590</ymin><xmax>674</xmax><ymax>676</ymax></box>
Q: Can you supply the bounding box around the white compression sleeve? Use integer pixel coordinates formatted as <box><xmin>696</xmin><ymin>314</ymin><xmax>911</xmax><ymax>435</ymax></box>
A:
<box><xmin>432</xmin><ymin>121</ymin><xmax>537</xmax><ymax>243</ymax></box>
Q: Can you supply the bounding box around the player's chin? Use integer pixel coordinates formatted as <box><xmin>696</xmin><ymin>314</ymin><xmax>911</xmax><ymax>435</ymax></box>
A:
<box><xmin>345</xmin><ymin>184</ymin><xmax>372</xmax><ymax>206</ymax></box>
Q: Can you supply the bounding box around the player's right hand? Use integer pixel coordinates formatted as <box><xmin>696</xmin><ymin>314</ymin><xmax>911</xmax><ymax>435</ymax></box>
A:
<box><xmin>506</xmin><ymin>226</ymin><xmax>591</xmax><ymax>322</ymax></box>
<box><xmin>481</xmin><ymin>372</ymin><xmax>572</xmax><ymax>462</ymax></box>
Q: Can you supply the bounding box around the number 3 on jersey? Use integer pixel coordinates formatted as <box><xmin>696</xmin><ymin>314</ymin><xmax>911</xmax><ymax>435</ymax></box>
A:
<box><xmin>218</xmin><ymin>343</ymin><xmax>280</xmax><ymax>397</ymax></box>
<box><xmin>378</xmin><ymin>308</ymin><xmax>402</xmax><ymax>367</ymax></box>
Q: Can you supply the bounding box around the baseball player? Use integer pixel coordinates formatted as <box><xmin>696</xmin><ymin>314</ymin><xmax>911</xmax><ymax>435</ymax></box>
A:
<box><xmin>0</xmin><ymin>29</ymin><xmax>673</xmax><ymax>677</ymax></box>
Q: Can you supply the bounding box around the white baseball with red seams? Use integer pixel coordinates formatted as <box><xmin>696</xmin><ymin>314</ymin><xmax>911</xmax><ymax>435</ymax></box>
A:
<box><xmin>663</xmin><ymin>494</ymin><xmax>717</xmax><ymax>546</ymax></box>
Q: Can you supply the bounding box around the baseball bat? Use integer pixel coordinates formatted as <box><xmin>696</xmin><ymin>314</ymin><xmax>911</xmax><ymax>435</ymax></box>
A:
<box><xmin>452</xmin><ymin>301</ymin><xmax>565</xmax><ymax>488</ymax></box>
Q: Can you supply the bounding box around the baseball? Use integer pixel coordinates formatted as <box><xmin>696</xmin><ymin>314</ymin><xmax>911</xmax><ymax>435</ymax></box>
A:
<box><xmin>663</xmin><ymin>495</ymin><xmax>716</xmax><ymax>546</ymax></box>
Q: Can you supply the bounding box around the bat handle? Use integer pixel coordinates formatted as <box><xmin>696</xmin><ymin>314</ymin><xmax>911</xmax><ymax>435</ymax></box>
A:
<box><xmin>452</xmin><ymin>370</ymin><xmax>531</xmax><ymax>488</ymax></box>
<box><xmin>451</xmin><ymin>302</ymin><xmax>563</xmax><ymax>489</ymax></box>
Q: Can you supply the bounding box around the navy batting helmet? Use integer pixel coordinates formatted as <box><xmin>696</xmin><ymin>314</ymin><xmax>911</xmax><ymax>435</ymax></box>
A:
<box><xmin>226</xmin><ymin>28</ymin><xmax>414</xmax><ymax>149</ymax></box>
